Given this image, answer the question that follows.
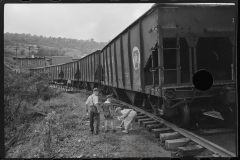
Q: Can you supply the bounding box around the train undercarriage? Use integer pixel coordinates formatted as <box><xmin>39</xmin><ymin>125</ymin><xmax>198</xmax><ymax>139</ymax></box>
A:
<box><xmin>54</xmin><ymin>78</ymin><xmax>236</xmax><ymax>129</ymax></box>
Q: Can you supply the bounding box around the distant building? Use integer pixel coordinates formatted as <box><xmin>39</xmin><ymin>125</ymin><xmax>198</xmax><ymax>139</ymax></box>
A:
<box><xmin>45</xmin><ymin>57</ymin><xmax>52</xmax><ymax>66</ymax></box>
<box><xmin>13</xmin><ymin>55</ymin><xmax>73</xmax><ymax>69</ymax></box>
<box><xmin>13</xmin><ymin>56</ymin><xmax>46</xmax><ymax>69</ymax></box>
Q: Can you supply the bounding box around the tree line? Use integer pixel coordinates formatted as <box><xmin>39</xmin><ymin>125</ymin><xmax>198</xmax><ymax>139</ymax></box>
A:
<box><xmin>4</xmin><ymin>32</ymin><xmax>108</xmax><ymax>58</ymax></box>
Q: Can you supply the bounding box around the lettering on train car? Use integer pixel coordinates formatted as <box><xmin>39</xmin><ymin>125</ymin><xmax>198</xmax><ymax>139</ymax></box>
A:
<box><xmin>132</xmin><ymin>46</ymin><xmax>140</xmax><ymax>70</ymax></box>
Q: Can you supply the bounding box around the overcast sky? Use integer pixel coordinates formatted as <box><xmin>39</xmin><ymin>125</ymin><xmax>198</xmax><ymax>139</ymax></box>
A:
<box><xmin>4</xmin><ymin>3</ymin><xmax>154</xmax><ymax>42</ymax></box>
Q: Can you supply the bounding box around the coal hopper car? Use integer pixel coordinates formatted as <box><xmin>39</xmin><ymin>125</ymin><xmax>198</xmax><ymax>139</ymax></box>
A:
<box><xmin>30</xmin><ymin>2</ymin><xmax>237</xmax><ymax>128</ymax></box>
<box><xmin>98</xmin><ymin>2</ymin><xmax>237</xmax><ymax>128</ymax></box>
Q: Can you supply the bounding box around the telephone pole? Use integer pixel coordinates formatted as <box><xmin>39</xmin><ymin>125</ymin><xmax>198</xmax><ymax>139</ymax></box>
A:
<box><xmin>14</xmin><ymin>46</ymin><xmax>19</xmax><ymax>64</ymax></box>
<box><xmin>28</xmin><ymin>45</ymin><xmax>31</xmax><ymax>57</ymax></box>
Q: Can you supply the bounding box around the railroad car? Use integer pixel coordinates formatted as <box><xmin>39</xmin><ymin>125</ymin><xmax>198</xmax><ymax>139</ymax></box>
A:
<box><xmin>30</xmin><ymin>2</ymin><xmax>237</xmax><ymax>128</ymax></box>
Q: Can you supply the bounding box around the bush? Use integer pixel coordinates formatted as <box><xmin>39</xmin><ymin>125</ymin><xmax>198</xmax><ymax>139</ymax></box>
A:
<box><xmin>4</xmin><ymin>69</ymin><xmax>60</xmax><ymax>153</ymax></box>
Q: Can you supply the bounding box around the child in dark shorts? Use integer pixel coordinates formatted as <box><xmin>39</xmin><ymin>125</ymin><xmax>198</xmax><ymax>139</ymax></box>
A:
<box><xmin>102</xmin><ymin>95</ymin><xmax>115</xmax><ymax>133</ymax></box>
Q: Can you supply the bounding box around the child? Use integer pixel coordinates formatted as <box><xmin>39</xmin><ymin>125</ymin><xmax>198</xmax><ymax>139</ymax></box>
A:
<box><xmin>102</xmin><ymin>95</ymin><xmax>115</xmax><ymax>133</ymax></box>
<box><xmin>115</xmin><ymin>107</ymin><xmax>136</xmax><ymax>133</ymax></box>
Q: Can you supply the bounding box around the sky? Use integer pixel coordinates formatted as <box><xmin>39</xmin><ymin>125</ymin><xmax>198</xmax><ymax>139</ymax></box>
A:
<box><xmin>4</xmin><ymin>3</ymin><xmax>154</xmax><ymax>42</ymax></box>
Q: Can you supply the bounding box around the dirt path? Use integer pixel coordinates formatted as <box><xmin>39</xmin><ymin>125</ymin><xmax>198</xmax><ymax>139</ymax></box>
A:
<box><xmin>6</xmin><ymin>92</ymin><xmax>171</xmax><ymax>158</ymax></box>
<box><xmin>69</xmin><ymin>92</ymin><xmax>171</xmax><ymax>158</ymax></box>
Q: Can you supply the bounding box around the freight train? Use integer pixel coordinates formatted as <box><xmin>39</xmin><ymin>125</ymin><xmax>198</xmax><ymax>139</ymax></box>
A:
<box><xmin>30</xmin><ymin>2</ymin><xmax>237</xmax><ymax>128</ymax></box>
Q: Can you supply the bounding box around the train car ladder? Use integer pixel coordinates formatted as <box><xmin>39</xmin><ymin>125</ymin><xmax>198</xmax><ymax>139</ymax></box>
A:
<box><xmin>159</xmin><ymin>24</ymin><xmax>181</xmax><ymax>85</ymax></box>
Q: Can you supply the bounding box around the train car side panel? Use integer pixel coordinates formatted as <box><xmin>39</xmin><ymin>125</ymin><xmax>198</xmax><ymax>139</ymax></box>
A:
<box><xmin>129</xmin><ymin>22</ymin><xmax>142</xmax><ymax>92</ymax></box>
<box><xmin>69</xmin><ymin>63</ymin><xmax>71</xmax><ymax>79</ymax></box>
<box><xmin>87</xmin><ymin>56</ymin><xmax>90</xmax><ymax>82</ymax></box>
<box><xmin>141</xmin><ymin>9</ymin><xmax>159</xmax><ymax>89</ymax></box>
<box><xmin>98</xmin><ymin>51</ymin><xmax>101</xmax><ymax>83</ymax></box>
<box><xmin>69</xmin><ymin>63</ymin><xmax>72</xmax><ymax>80</ymax></box>
<box><xmin>65</xmin><ymin>64</ymin><xmax>67</xmax><ymax>80</ymax></box>
<box><xmin>111</xmin><ymin>42</ymin><xmax>117</xmax><ymax>87</ymax></box>
<box><xmin>122</xmin><ymin>31</ymin><xmax>132</xmax><ymax>90</ymax></box>
<box><xmin>104</xmin><ymin>50</ymin><xmax>109</xmax><ymax>85</ymax></box>
<box><xmin>82</xmin><ymin>59</ymin><xmax>85</xmax><ymax>81</ymax></box>
<box><xmin>69</xmin><ymin>63</ymin><xmax>71</xmax><ymax>80</ymax></box>
<box><xmin>89</xmin><ymin>55</ymin><xmax>93</xmax><ymax>82</ymax></box>
<box><xmin>73</xmin><ymin>61</ymin><xmax>76</xmax><ymax>80</ymax></box>
<box><xmin>92</xmin><ymin>53</ymin><xmax>95</xmax><ymax>82</ymax></box>
<box><xmin>91</xmin><ymin>54</ymin><xmax>94</xmax><ymax>82</ymax></box>
<box><xmin>71</xmin><ymin>62</ymin><xmax>74</xmax><ymax>80</ymax></box>
<box><xmin>84</xmin><ymin>58</ymin><xmax>87</xmax><ymax>82</ymax></box>
<box><xmin>64</xmin><ymin>64</ymin><xmax>67</xmax><ymax>80</ymax></box>
<box><xmin>91</xmin><ymin>54</ymin><xmax>93</xmax><ymax>82</ymax></box>
<box><xmin>88</xmin><ymin>55</ymin><xmax>92</xmax><ymax>82</ymax></box>
<box><xmin>106</xmin><ymin>46</ymin><xmax>112</xmax><ymax>86</ymax></box>
<box><xmin>79</xmin><ymin>60</ymin><xmax>82</xmax><ymax>81</ymax></box>
<box><xmin>93</xmin><ymin>52</ymin><xmax>96</xmax><ymax>82</ymax></box>
<box><xmin>95</xmin><ymin>51</ymin><xmax>100</xmax><ymax>83</ymax></box>
<box><xmin>57</xmin><ymin>66</ymin><xmax>59</xmax><ymax>79</ymax></box>
<box><xmin>67</xmin><ymin>64</ymin><xmax>69</xmax><ymax>79</ymax></box>
<box><xmin>86</xmin><ymin>57</ymin><xmax>89</xmax><ymax>81</ymax></box>
<box><xmin>61</xmin><ymin>64</ymin><xmax>64</xmax><ymax>80</ymax></box>
<box><xmin>62</xmin><ymin>64</ymin><xmax>65</xmax><ymax>80</ymax></box>
<box><xmin>88</xmin><ymin>56</ymin><xmax>91</xmax><ymax>82</ymax></box>
<box><xmin>115</xmin><ymin>36</ymin><xmax>124</xmax><ymax>89</ymax></box>
<box><xmin>100</xmin><ymin>51</ymin><xmax>105</xmax><ymax>85</ymax></box>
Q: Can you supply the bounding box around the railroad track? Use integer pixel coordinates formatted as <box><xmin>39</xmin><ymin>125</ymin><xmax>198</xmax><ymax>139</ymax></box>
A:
<box><xmin>112</xmin><ymin>98</ymin><xmax>236</xmax><ymax>158</ymax></box>
<box><xmin>50</xmin><ymin>84</ymin><xmax>236</xmax><ymax>157</ymax></box>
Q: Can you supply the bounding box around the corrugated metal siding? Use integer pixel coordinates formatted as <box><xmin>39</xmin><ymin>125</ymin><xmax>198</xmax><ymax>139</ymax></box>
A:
<box><xmin>122</xmin><ymin>31</ymin><xmax>131</xmax><ymax>90</ymax></box>
<box><xmin>130</xmin><ymin>22</ymin><xmax>142</xmax><ymax>92</ymax></box>
<box><xmin>104</xmin><ymin>50</ymin><xmax>108</xmax><ymax>85</ymax></box>
<box><xmin>100</xmin><ymin>50</ymin><xmax>104</xmax><ymax>84</ymax></box>
<box><xmin>106</xmin><ymin>46</ymin><xmax>112</xmax><ymax>86</ymax></box>
<box><xmin>111</xmin><ymin>42</ymin><xmax>117</xmax><ymax>87</ymax></box>
<box><xmin>115</xmin><ymin>36</ymin><xmax>124</xmax><ymax>89</ymax></box>
<box><xmin>52</xmin><ymin>57</ymin><xmax>72</xmax><ymax>65</ymax></box>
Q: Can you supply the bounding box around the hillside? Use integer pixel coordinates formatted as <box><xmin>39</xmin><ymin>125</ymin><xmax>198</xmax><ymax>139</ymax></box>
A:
<box><xmin>4</xmin><ymin>33</ymin><xmax>108</xmax><ymax>59</ymax></box>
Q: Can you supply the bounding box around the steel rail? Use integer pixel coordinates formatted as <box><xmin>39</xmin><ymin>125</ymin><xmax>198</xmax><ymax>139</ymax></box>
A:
<box><xmin>113</xmin><ymin>98</ymin><xmax>236</xmax><ymax>157</ymax></box>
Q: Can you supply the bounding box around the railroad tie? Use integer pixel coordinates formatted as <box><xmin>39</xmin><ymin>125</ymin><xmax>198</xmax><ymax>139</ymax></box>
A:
<box><xmin>146</xmin><ymin>124</ymin><xmax>164</xmax><ymax>132</ymax></box>
<box><xmin>138</xmin><ymin>118</ymin><xmax>153</xmax><ymax>126</ymax></box>
<box><xmin>151</xmin><ymin>128</ymin><xmax>171</xmax><ymax>138</ymax></box>
<box><xmin>177</xmin><ymin>145</ymin><xmax>205</xmax><ymax>157</ymax></box>
<box><xmin>165</xmin><ymin>138</ymin><xmax>191</xmax><ymax>150</ymax></box>
<box><xmin>135</xmin><ymin>115</ymin><xmax>148</xmax><ymax>122</ymax></box>
<box><xmin>142</xmin><ymin>121</ymin><xmax>159</xmax><ymax>128</ymax></box>
<box><xmin>159</xmin><ymin>132</ymin><xmax>181</xmax><ymax>143</ymax></box>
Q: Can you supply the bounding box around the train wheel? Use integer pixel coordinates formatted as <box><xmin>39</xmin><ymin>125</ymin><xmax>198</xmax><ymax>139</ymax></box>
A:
<box><xmin>171</xmin><ymin>102</ymin><xmax>190</xmax><ymax>128</ymax></box>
